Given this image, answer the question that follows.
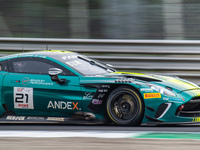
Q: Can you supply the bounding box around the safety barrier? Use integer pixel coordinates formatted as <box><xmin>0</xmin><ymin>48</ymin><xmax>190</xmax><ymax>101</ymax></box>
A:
<box><xmin>0</xmin><ymin>37</ymin><xmax>200</xmax><ymax>84</ymax></box>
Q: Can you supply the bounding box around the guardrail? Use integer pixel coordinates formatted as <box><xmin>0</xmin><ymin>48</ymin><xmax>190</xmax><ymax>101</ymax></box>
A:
<box><xmin>0</xmin><ymin>37</ymin><xmax>200</xmax><ymax>84</ymax></box>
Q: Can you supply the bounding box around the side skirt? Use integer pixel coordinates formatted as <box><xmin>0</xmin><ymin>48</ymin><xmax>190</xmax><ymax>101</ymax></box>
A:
<box><xmin>0</xmin><ymin>115</ymin><xmax>105</xmax><ymax>125</ymax></box>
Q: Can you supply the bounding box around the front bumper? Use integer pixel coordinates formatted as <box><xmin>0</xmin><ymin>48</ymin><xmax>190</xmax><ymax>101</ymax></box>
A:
<box><xmin>142</xmin><ymin>89</ymin><xmax>200</xmax><ymax>125</ymax></box>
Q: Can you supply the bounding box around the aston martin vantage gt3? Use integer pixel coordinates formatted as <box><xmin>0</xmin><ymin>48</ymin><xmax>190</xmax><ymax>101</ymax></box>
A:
<box><xmin>0</xmin><ymin>50</ymin><xmax>199</xmax><ymax>126</ymax></box>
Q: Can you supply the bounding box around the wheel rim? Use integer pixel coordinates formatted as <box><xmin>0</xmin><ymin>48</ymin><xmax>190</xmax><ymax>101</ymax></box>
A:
<box><xmin>110</xmin><ymin>91</ymin><xmax>139</xmax><ymax>123</ymax></box>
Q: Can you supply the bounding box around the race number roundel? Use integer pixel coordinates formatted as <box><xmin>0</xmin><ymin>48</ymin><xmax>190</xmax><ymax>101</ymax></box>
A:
<box><xmin>14</xmin><ymin>87</ymin><xmax>34</xmax><ymax>109</ymax></box>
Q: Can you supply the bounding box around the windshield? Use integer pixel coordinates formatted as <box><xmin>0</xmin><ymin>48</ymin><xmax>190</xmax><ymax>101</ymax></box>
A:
<box><xmin>57</xmin><ymin>53</ymin><xmax>115</xmax><ymax>76</ymax></box>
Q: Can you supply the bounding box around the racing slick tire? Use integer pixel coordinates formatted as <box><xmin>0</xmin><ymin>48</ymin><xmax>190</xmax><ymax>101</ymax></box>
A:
<box><xmin>106</xmin><ymin>86</ymin><xmax>144</xmax><ymax>126</ymax></box>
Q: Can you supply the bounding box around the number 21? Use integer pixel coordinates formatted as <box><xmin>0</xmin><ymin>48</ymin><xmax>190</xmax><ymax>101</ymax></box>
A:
<box><xmin>15</xmin><ymin>93</ymin><xmax>29</xmax><ymax>103</ymax></box>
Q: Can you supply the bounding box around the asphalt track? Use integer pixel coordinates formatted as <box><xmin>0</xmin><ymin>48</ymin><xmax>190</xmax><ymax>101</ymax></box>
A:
<box><xmin>0</xmin><ymin>124</ymin><xmax>200</xmax><ymax>150</ymax></box>
<box><xmin>1</xmin><ymin>124</ymin><xmax>200</xmax><ymax>132</ymax></box>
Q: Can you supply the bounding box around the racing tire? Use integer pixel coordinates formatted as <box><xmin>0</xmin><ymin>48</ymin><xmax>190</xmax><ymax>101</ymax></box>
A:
<box><xmin>106</xmin><ymin>86</ymin><xmax>144</xmax><ymax>126</ymax></box>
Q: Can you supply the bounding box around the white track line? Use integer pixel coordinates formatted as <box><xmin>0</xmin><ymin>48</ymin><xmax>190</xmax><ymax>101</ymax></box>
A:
<box><xmin>0</xmin><ymin>131</ymin><xmax>142</xmax><ymax>138</ymax></box>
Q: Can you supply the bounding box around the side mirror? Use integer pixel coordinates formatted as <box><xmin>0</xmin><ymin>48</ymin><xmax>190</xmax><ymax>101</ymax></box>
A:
<box><xmin>49</xmin><ymin>68</ymin><xmax>63</xmax><ymax>75</ymax></box>
<box><xmin>49</xmin><ymin>68</ymin><xmax>66</xmax><ymax>84</ymax></box>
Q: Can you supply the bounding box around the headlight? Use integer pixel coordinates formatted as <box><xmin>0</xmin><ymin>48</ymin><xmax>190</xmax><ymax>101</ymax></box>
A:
<box><xmin>146</xmin><ymin>83</ymin><xmax>176</xmax><ymax>97</ymax></box>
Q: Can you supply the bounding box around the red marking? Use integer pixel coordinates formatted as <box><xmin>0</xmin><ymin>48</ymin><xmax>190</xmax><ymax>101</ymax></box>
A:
<box><xmin>17</xmin><ymin>89</ymin><xmax>23</xmax><ymax>92</ymax></box>
<box><xmin>18</xmin><ymin>104</ymin><xmax>28</xmax><ymax>108</ymax></box>
<box><xmin>182</xmin><ymin>98</ymin><xmax>185</xmax><ymax>102</ymax></box>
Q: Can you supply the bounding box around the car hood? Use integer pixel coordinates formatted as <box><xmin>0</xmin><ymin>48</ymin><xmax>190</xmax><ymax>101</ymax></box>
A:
<box><xmin>105</xmin><ymin>72</ymin><xmax>200</xmax><ymax>93</ymax></box>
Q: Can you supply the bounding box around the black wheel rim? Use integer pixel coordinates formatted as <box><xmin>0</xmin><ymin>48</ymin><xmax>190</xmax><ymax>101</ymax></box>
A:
<box><xmin>110</xmin><ymin>91</ymin><xmax>139</xmax><ymax>123</ymax></box>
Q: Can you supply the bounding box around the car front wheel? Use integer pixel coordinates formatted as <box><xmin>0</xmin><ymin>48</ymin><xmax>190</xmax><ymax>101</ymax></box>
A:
<box><xmin>106</xmin><ymin>86</ymin><xmax>144</xmax><ymax>126</ymax></box>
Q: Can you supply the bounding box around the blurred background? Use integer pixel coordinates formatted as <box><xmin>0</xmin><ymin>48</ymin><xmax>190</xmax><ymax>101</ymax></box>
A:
<box><xmin>0</xmin><ymin>0</ymin><xmax>200</xmax><ymax>85</ymax></box>
<box><xmin>0</xmin><ymin>0</ymin><xmax>198</xmax><ymax>40</ymax></box>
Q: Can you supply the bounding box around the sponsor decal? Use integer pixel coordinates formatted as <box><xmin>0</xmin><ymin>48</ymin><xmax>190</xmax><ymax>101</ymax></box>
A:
<box><xmin>47</xmin><ymin>117</ymin><xmax>65</xmax><ymax>122</ymax></box>
<box><xmin>62</xmin><ymin>55</ymin><xmax>77</xmax><ymax>60</ymax></box>
<box><xmin>97</xmin><ymin>94</ymin><xmax>105</xmax><ymax>99</ymax></box>
<box><xmin>22</xmin><ymin>77</ymin><xmax>30</xmax><ymax>85</ymax></box>
<box><xmin>17</xmin><ymin>88</ymin><xmax>24</xmax><ymax>92</ymax></box>
<box><xmin>101</xmin><ymin>85</ymin><xmax>110</xmax><ymax>89</ymax></box>
<box><xmin>83</xmin><ymin>92</ymin><xmax>93</xmax><ymax>100</ymax></box>
<box><xmin>30</xmin><ymin>79</ymin><xmax>53</xmax><ymax>85</ymax></box>
<box><xmin>18</xmin><ymin>104</ymin><xmax>29</xmax><ymax>108</ymax></box>
<box><xmin>6</xmin><ymin>116</ymin><xmax>25</xmax><ymax>121</ymax></box>
<box><xmin>144</xmin><ymin>93</ymin><xmax>161</xmax><ymax>99</ymax></box>
<box><xmin>27</xmin><ymin>117</ymin><xmax>45</xmax><ymax>120</ymax></box>
<box><xmin>14</xmin><ymin>87</ymin><xmax>34</xmax><ymax>109</ymax></box>
<box><xmin>92</xmin><ymin>99</ymin><xmax>102</xmax><ymax>105</ymax></box>
<box><xmin>115</xmin><ymin>78</ymin><xmax>135</xmax><ymax>83</ymax></box>
<box><xmin>65</xmin><ymin>60</ymin><xmax>81</xmax><ymax>67</ymax></box>
<box><xmin>140</xmin><ymin>88</ymin><xmax>153</xmax><ymax>92</ymax></box>
<box><xmin>163</xmin><ymin>97</ymin><xmax>183</xmax><ymax>103</ymax></box>
<box><xmin>47</xmin><ymin>101</ymin><xmax>81</xmax><ymax>110</ymax></box>
<box><xmin>98</xmin><ymin>89</ymin><xmax>108</xmax><ymax>93</ymax></box>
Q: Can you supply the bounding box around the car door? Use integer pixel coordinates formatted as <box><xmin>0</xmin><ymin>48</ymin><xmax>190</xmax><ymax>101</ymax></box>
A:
<box><xmin>2</xmin><ymin>57</ymin><xmax>82</xmax><ymax>117</ymax></box>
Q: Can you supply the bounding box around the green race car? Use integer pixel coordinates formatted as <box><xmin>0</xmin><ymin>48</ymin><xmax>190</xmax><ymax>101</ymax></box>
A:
<box><xmin>0</xmin><ymin>50</ymin><xmax>199</xmax><ymax>126</ymax></box>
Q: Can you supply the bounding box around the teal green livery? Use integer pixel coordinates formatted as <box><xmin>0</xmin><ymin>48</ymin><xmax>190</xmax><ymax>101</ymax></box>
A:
<box><xmin>0</xmin><ymin>50</ymin><xmax>199</xmax><ymax>126</ymax></box>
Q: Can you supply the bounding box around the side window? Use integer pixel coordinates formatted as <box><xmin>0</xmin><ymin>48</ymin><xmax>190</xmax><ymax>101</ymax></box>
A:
<box><xmin>0</xmin><ymin>60</ymin><xmax>8</xmax><ymax>71</ymax></box>
<box><xmin>13</xmin><ymin>61</ymin><xmax>55</xmax><ymax>74</ymax></box>
<box><xmin>8</xmin><ymin>57</ymin><xmax>76</xmax><ymax>76</ymax></box>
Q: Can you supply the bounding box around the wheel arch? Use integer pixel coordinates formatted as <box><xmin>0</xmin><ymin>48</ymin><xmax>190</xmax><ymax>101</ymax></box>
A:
<box><xmin>102</xmin><ymin>84</ymin><xmax>144</xmax><ymax>109</ymax></box>
<box><xmin>82</xmin><ymin>83</ymin><xmax>145</xmax><ymax>125</ymax></box>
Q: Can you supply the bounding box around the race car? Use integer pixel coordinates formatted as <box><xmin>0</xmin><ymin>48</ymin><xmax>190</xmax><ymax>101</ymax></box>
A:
<box><xmin>0</xmin><ymin>50</ymin><xmax>199</xmax><ymax>126</ymax></box>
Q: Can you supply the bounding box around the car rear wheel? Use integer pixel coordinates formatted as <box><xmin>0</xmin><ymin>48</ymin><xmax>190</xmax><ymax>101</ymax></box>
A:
<box><xmin>106</xmin><ymin>86</ymin><xmax>144</xmax><ymax>126</ymax></box>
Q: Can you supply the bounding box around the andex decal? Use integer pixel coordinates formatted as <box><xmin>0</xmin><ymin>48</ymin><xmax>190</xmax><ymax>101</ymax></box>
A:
<box><xmin>47</xmin><ymin>101</ymin><xmax>81</xmax><ymax>110</ymax></box>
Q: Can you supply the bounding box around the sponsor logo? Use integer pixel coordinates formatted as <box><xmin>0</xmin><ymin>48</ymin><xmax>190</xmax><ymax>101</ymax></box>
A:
<box><xmin>144</xmin><ymin>93</ymin><xmax>161</xmax><ymax>99</ymax></box>
<box><xmin>30</xmin><ymin>79</ymin><xmax>53</xmax><ymax>86</ymax></box>
<box><xmin>18</xmin><ymin>104</ymin><xmax>29</xmax><ymax>108</ymax></box>
<box><xmin>83</xmin><ymin>92</ymin><xmax>93</xmax><ymax>100</ymax></box>
<box><xmin>163</xmin><ymin>97</ymin><xmax>169</xmax><ymax>100</ymax></box>
<box><xmin>140</xmin><ymin>88</ymin><xmax>153</xmax><ymax>92</ymax></box>
<box><xmin>97</xmin><ymin>94</ymin><xmax>105</xmax><ymax>99</ymax></box>
<box><xmin>47</xmin><ymin>117</ymin><xmax>65</xmax><ymax>122</ymax></box>
<box><xmin>101</xmin><ymin>85</ymin><xmax>110</xmax><ymax>89</ymax></box>
<box><xmin>62</xmin><ymin>55</ymin><xmax>77</xmax><ymax>60</ymax></box>
<box><xmin>17</xmin><ymin>88</ymin><xmax>24</xmax><ymax>92</ymax></box>
<box><xmin>27</xmin><ymin>117</ymin><xmax>44</xmax><ymax>120</ymax></box>
<box><xmin>22</xmin><ymin>77</ymin><xmax>30</xmax><ymax>85</ymax></box>
<box><xmin>115</xmin><ymin>78</ymin><xmax>135</xmax><ymax>83</ymax></box>
<box><xmin>163</xmin><ymin>97</ymin><xmax>183</xmax><ymax>103</ymax></box>
<box><xmin>98</xmin><ymin>89</ymin><xmax>108</xmax><ymax>93</ymax></box>
<box><xmin>92</xmin><ymin>99</ymin><xmax>102</xmax><ymax>105</ymax></box>
<box><xmin>47</xmin><ymin>101</ymin><xmax>80</xmax><ymax>110</ymax></box>
<box><xmin>6</xmin><ymin>116</ymin><xmax>25</xmax><ymax>121</ymax></box>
